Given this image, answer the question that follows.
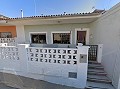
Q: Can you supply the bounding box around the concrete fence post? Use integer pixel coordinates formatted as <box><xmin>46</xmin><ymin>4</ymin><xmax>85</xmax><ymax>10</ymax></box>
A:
<box><xmin>17</xmin><ymin>44</ymin><xmax>30</xmax><ymax>72</ymax></box>
<box><xmin>76</xmin><ymin>45</ymin><xmax>89</xmax><ymax>88</ymax></box>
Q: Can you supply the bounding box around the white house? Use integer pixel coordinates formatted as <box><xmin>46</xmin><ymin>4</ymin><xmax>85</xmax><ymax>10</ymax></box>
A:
<box><xmin>0</xmin><ymin>2</ymin><xmax>120</xmax><ymax>89</ymax></box>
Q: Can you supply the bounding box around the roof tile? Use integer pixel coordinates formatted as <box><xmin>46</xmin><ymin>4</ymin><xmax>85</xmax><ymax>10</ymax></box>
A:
<box><xmin>1</xmin><ymin>9</ymin><xmax>105</xmax><ymax>20</ymax></box>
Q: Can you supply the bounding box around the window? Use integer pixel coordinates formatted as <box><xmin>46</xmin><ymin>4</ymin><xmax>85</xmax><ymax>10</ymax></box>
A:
<box><xmin>0</xmin><ymin>32</ymin><xmax>12</xmax><ymax>38</ymax></box>
<box><xmin>31</xmin><ymin>33</ymin><xmax>46</xmax><ymax>44</ymax></box>
<box><xmin>53</xmin><ymin>32</ymin><xmax>71</xmax><ymax>44</ymax></box>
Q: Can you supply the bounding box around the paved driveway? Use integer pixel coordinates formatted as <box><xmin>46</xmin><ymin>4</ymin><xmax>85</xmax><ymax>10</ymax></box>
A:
<box><xmin>0</xmin><ymin>84</ymin><xmax>17</xmax><ymax>89</ymax></box>
<box><xmin>0</xmin><ymin>83</ymin><xmax>81</xmax><ymax>89</ymax></box>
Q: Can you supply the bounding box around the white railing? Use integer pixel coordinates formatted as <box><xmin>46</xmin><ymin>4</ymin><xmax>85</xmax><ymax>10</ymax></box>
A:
<box><xmin>0</xmin><ymin>38</ymin><xmax>17</xmax><ymax>46</ymax></box>
<box><xmin>0</xmin><ymin>44</ymin><xmax>89</xmax><ymax>88</ymax></box>
<box><xmin>0</xmin><ymin>38</ymin><xmax>15</xmax><ymax>43</ymax></box>
<box><xmin>0</xmin><ymin>43</ymin><xmax>8</xmax><ymax>46</ymax></box>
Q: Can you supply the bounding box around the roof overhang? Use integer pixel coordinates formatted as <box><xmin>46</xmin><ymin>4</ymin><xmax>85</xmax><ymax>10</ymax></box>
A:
<box><xmin>0</xmin><ymin>14</ymin><xmax>101</xmax><ymax>26</ymax></box>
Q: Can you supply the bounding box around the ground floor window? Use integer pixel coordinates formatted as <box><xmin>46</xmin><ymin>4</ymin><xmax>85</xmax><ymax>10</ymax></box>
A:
<box><xmin>53</xmin><ymin>32</ymin><xmax>71</xmax><ymax>44</ymax></box>
<box><xmin>0</xmin><ymin>32</ymin><xmax>12</xmax><ymax>38</ymax></box>
<box><xmin>31</xmin><ymin>33</ymin><xmax>46</xmax><ymax>44</ymax></box>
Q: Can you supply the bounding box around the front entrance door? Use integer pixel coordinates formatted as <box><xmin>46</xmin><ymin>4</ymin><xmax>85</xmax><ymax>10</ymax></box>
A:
<box><xmin>77</xmin><ymin>31</ymin><xmax>86</xmax><ymax>45</ymax></box>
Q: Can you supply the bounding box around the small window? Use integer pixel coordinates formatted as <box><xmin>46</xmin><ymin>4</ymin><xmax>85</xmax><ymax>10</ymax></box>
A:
<box><xmin>0</xmin><ymin>32</ymin><xmax>12</xmax><ymax>38</ymax></box>
<box><xmin>31</xmin><ymin>33</ymin><xmax>46</xmax><ymax>44</ymax></box>
<box><xmin>53</xmin><ymin>33</ymin><xmax>71</xmax><ymax>44</ymax></box>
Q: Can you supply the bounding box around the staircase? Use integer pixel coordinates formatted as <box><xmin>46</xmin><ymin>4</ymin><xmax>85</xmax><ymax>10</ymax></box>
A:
<box><xmin>86</xmin><ymin>61</ymin><xmax>115</xmax><ymax>89</ymax></box>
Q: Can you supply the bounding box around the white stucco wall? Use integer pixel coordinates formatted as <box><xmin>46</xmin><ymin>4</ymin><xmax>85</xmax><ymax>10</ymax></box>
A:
<box><xmin>16</xmin><ymin>25</ymin><xmax>25</xmax><ymax>43</ymax></box>
<box><xmin>90</xmin><ymin>3</ymin><xmax>120</xmax><ymax>89</ymax></box>
<box><xmin>24</xmin><ymin>23</ymin><xmax>89</xmax><ymax>46</ymax></box>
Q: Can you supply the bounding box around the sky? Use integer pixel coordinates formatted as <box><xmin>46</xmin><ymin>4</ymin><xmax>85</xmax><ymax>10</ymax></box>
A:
<box><xmin>0</xmin><ymin>0</ymin><xmax>120</xmax><ymax>17</ymax></box>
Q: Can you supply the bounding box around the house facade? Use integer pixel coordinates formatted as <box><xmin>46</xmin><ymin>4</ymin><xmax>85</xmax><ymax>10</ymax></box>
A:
<box><xmin>0</xmin><ymin>10</ymin><xmax>103</xmax><ymax>88</ymax></box>
<box><xmin>0</xmin><ymin>3</ymin><xmax>120</xmax><ymax>89</ymax></box>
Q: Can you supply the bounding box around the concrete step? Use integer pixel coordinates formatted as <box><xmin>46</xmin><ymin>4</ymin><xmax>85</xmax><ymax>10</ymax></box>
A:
<box><xmin>88</xmin><ymin>71</ymin><xmax>107</xmax><ymax>76</ymax></box>
<box><xmin>85</xmin><ymin>86</ymin><xmax>108</xmax><ymax>89</ymax></box>
<box><xmin>88</xmin><ymin>68</ymin><xmax>105</xmax><ymax>73</ymax></box>
<box><xmin>88</xmin><ymin>64</ymin><xmax>103</xmax><ymax>67</ymax></box>
<box><xmin>88</xmin><ymin>61</ymin><xmax>101</xmax><ymax>65</ymax></box>
<box><xmin>87</xmin><ymin>75</ymin><xmax>109</xmax><ymax>80</ymax></box>
<box><xmin>87</xmin><ymin>77</ymin><xmax>112</xmax><ymax>84</ymax></box>
<box><xmin>86</xmin><ymin>81</ymin><xmax>115</xmax><ymax>89</ymax></box>
<box><xmin>88</xmin><ymin>66</ymin><xmax>104</xmax><ymax>70</ymax></box>
<box><xmin>87</xmin><ymin>62</ymin><xmax>114</xmax><ymax>89</ymax></box>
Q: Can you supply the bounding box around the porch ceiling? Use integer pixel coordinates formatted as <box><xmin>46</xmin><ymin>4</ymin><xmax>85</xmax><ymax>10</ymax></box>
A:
<box><xmin>0</xmin><ymin>15</ymin><xmax>100</xmax><ymax>25</ymax></box>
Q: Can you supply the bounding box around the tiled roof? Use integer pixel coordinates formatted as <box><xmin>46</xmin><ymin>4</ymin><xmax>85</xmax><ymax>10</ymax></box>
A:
<box><xmin>1</xmin><ymin>9</ymin><xmax>105</xmax><ymax>20</ymax></box>
<box><xmin>0</xmin><ymin>14</ymin><xmax>9</xmax><ymax>20</ymax></box>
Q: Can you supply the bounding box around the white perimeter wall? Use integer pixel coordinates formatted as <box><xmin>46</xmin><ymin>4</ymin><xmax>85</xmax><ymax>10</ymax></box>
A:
<box><xmin>90</xmin><ymin>3</ymin><xmax>120</xmax><ymax>89</ymax></box>
<box><xmin>0</xmin><ymin>44</ymin><xmax>89</xmax><ymax>88</ymax></box>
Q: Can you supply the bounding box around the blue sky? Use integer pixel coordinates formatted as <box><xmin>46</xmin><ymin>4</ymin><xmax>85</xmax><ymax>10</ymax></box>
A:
<box><xmin>0</xmin><ymin>0</ymin><xmax>120</xmax><ymax>17</ymax></box>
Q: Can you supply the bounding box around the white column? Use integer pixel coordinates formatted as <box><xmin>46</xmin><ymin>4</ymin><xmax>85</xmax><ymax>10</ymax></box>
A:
<box><xmin>76</xmin><ymin>45</ymin><xmax>89</xmax><ymax>88</ymax></box>
<box><xmin>16</xmin><ymin>25</ymin><xmax>25</xmax><ymax>43</ymax></box>
<box><xmin>97</xmin><ymin>44</ymin><xmax>103</xmax><ymax>63</ymax></box>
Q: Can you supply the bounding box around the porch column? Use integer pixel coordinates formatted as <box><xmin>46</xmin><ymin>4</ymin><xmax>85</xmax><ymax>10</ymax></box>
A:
<box><xmin>16</xmin><ymin>25</ymin><xmax>25</xmax><ymax>43</ymax></box>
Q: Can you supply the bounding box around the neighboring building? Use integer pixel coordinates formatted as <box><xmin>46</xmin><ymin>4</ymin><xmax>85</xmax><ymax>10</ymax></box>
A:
<box><xmin>90</xmin><ymin>3</ymin><xmax>120</xmax><ymax>89</ymax></box>
<box><xmin>0</xmin><ymin>14</ymin><xmax>16</xmax><ymax>43</ymax></box>
<box><xmin>0</xmin><ymin>2</ymin><xmax>120</xmax><ymax>89</ymax></box>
